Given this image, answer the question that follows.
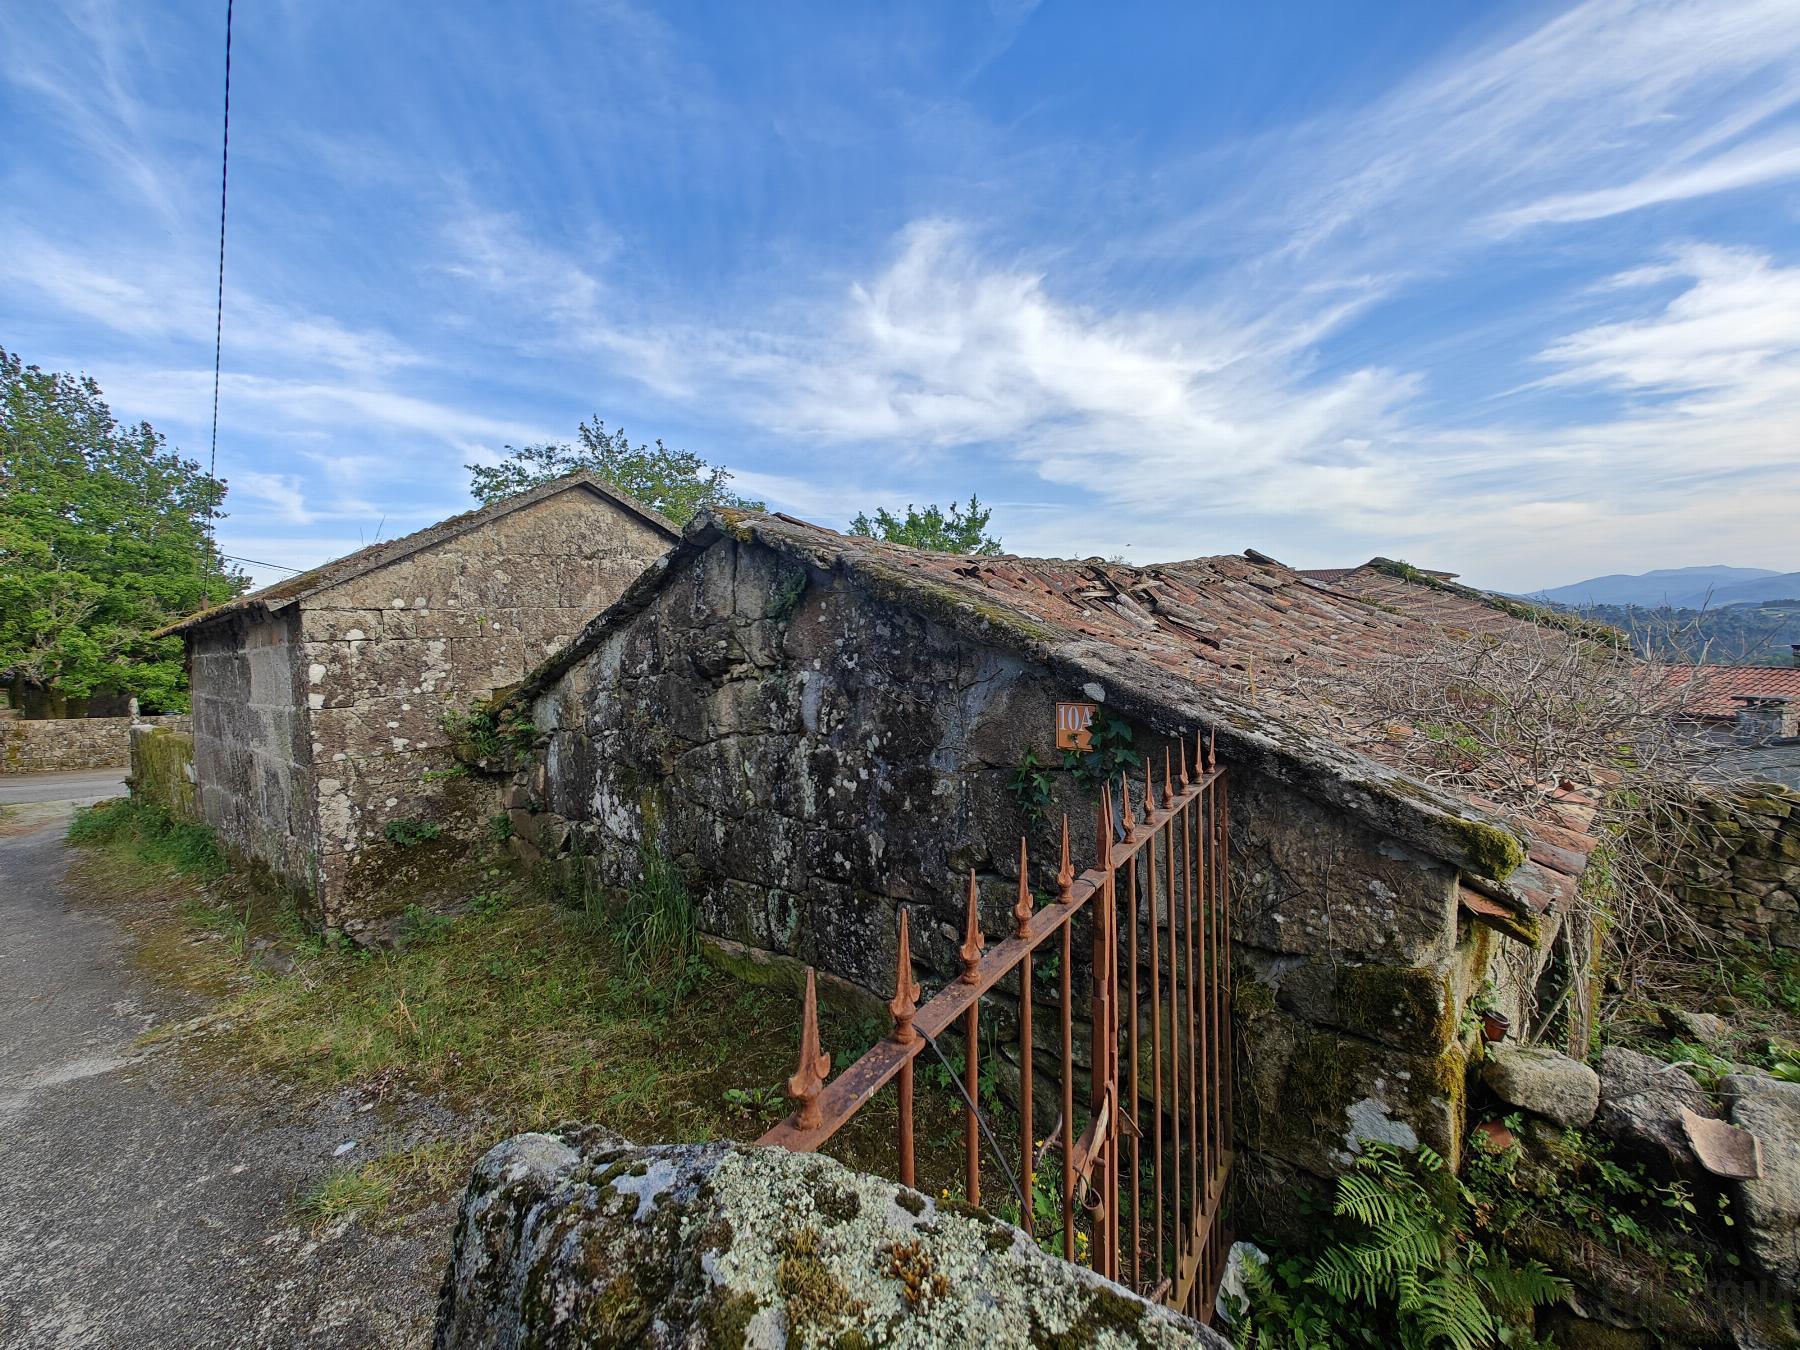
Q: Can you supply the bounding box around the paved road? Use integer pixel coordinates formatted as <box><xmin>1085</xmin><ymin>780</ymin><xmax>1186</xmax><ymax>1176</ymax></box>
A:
<box><xmin>0</xmin><ymin>798</ymin><xmax>447</xmax><ymax>1348</ymax></box>
<box><xmin>0</xmin><ymin>769</ymin><xmax>127</xmax><ymax>806</ymax></box>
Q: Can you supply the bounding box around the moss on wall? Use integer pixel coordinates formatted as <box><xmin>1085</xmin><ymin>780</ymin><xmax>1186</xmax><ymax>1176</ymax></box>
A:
<box><xmin>128</xmin><ymin>724</ymin><xmax>199</xmax><ymax>823</ymax></box>
<box><xmin>1337</xmin><ymin>964</ymin><xmax>1455</xmax><ymax>1053</ymax></box>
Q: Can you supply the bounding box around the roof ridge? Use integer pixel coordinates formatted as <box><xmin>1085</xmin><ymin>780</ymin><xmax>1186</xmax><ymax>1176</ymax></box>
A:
<box><xmin>158</xmin><ymin>471</ymin><xmax>678</xmax><ymax>636</ymax></box>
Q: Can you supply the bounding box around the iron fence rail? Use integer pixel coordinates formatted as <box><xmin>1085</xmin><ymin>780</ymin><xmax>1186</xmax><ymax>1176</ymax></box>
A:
<box><xmin>761</xmin><ymin>732</ymin><xmax>1233</xmax><ymax>1322</ymax></box>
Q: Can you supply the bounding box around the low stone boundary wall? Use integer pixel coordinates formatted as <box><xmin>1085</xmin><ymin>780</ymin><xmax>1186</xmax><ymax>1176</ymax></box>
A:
<box><xmin>128</xmin><ymin>722</ymin><xmax>199</xmax><ymax>823</ymax></box>
<box><xmin>0</xmin><ymin>714</ymin><xmax>189</xmax><ymax>775</ymax></box>
<box><xmin>1670</xmin><ymin>783</ymin><xmax>1800</xmax><ymax>951</ymax></box>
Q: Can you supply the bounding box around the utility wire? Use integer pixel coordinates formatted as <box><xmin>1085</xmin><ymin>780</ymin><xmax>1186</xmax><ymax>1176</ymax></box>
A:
<box><xmin>220</xmin><ymin>552</ymin><xmax>305</xmax><ymax>576</ymax></box>
<box><xmin>207</xmin><ymin>0</ymin><xmax>233</xmax><ymax>526</ymax></box>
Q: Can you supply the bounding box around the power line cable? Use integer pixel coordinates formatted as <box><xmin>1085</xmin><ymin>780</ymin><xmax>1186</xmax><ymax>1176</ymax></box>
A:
<box><xmin>220</xmin><ymin>552</ymin><xmax>306</xmax><ymax>575</ymax></box>
<box><xmin>207</xmin><ymin>0</ymin><xmax>233</xmax><ymax>528</ymax></box>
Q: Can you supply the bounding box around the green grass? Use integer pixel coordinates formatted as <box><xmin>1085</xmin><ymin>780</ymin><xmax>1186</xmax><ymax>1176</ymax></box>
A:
<box><xmin>296</xmin><ymin>1168</ymin><xmax>394</xmax><ymax>1224</ymax></box>
<box><xmin>67</xmin><ymin>797</ymin><xmax>225</xmax><ymax>878</ymax></box>
<box><xmin>1606</xmin><ymin>942</ymin><xmax>1800</xmax><ymax>1109</ymax></box>
<box><xmin>66</xmin><ymin>803</ymin><xmax>975</xmax><ymax>1221</ymax></box>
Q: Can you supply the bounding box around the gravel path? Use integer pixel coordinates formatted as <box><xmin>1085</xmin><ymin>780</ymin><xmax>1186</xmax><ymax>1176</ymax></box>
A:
<box><xmin>0</xmin><ymin>800</ymin><xmax>451</xmax><ymax>1349</ymax></box>
<box><xmin>0</xmin><ymin>769</ymin><xmax>127</xmax><ymax>806</ymax></box>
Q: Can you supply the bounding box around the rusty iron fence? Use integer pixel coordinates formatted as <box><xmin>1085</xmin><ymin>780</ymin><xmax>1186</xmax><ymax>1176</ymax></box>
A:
<box><xmin>760</xmin><ymin>733</ymin><xmax>1234</xmax><ymax>1322</ymax></box>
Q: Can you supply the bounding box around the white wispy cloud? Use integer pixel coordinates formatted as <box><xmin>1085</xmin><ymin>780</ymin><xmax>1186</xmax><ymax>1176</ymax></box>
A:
<box><xmin>1541</xmin><ymin>245</ymin><xmax>1800</xmax><ymax>407</ymax></box>
<box><xmin>0</xmin><ymin>235</ymin><xmax>424</xmax><ymax>377</ymax></box>
<box><xmin>8</xmin><ymin>0</ymin><xmax>1800</xmax><ymax>592</ymax></box>
<box><xmin>622</xmin><ymin>0</ymin><xmax>1800</xmax><ymax>584</ymax></box>
<box><xmin>232</xmin><ymin>470</ymin><xmax>315</xmax><ymax>525</ymax></box>
<box><xmin>1498</xmin><ymin>133</ymin><xmax>1800</xmax><ymax>228</ymax></box>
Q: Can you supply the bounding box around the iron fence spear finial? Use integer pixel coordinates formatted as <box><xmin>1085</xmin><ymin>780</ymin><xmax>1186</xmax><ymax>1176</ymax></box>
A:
<box><xmin>785</xmin><ymin>967</ymin><xmax>831</xmax><ymax>1131</ymax></box>
<box><xmin>1012</xmin><ymin>836</ymin><xmax>1033</xmax><ymax>939</ymax></box>
<box><xmin>960</xmin><ymin>869</ymin><xmax>986</xmax><ymax>984</ymax></box>
<box><xmin>1164</xmin><ymin>744</ymin><xmax>1175</xmax><ymax>808</ymax></box>
<box><xmin>1057</xmin><ymin>814</ymin><xmax>1074</xmax><ymax>902</ymax></box>
<box><xmin>890</xmin><ymin>908</ymin><xmax>920</xmax><ymax>1044</ymax></box>
<box><xmin>1121</xmin><ymin>768</ymin><xmax>1136</xmax><ymax>842</ymax></box>
<box><xmin>1098</xmin><ymin>784</ymin><xmax>1114</xmax><ymax>868</ymax></box>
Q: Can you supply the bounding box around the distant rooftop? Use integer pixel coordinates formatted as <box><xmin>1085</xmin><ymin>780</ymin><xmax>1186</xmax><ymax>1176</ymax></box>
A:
<box><xmin>1662</xmin><ymin>665</ymin><xmax>1800</xmax><ymax>721</ymax></box>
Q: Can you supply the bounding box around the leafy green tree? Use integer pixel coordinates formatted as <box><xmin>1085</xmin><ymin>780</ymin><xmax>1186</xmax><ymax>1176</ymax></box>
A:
<box><xmin>467</xmin><ymin>417</ymin><xmax>763</xmax><ymax>523</ymax></box>
<box><xmin>847</xmin><ymin>495</ymin><xmax>1002</xmax><ymax>555</ymax></box>
<box><xmin>0</xmin><ymin>349</ymin><xmax>241</xmax><ymax>714</ymax></box>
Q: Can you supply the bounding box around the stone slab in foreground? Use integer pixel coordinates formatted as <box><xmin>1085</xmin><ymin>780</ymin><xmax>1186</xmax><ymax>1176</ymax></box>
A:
<box><xmin>435</xmin><ymin>1127</ymin><xmax>1229</xmax><ymax>1349</ymax></box>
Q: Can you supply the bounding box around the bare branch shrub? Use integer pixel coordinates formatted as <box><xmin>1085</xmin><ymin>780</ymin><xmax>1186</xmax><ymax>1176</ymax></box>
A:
<box><xmin>1275</xmin><ymin>611</ymin><xmax>1749</xmax><ymax>992</ymax></box>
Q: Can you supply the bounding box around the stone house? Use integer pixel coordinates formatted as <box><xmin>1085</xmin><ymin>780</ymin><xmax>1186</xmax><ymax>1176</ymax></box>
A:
<box><xmin>161</xmin><ymin>472</ymin><xmax>677</xmax><ymax>935</ymax></box>
<box><xmin>493</xmin><ymin>509</ymin><xmax>1604</xmax><ymax>1228</ymax></box>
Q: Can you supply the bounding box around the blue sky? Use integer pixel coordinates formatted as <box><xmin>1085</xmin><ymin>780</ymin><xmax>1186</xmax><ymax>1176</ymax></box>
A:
<box><xmin>5</xmin><ymin>1</ymin><xmax>1800</xmax><ymax>593</ymax></box>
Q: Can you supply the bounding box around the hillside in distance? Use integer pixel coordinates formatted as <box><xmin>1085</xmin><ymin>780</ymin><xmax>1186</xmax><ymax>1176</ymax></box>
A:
<box><xmin>1705</xmin><ymin>571</ymin><xmax>1800</xmax><ymax>609</ymax></box>
<box><xmin>1544</xmin><ymin>599</ymin><xmax>1800</xmax><ymax>665</ymax></box>
<box><xmin>1529</xmin><ymin>566</ymin><xmax>1783</xmax><ymax>609</ymax></box>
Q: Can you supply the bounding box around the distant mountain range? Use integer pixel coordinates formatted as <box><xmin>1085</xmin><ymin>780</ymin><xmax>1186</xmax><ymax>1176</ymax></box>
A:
<box><xmin>1528</xmin><ymin>566</ymin><xmax>1800</xmax><ymax>611</ymax></box>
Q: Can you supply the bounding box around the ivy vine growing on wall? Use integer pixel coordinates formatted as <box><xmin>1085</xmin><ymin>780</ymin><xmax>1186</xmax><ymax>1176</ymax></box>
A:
<box><xmin>1066</xmin><ymin>709</ymin><xmax>1142</xmax><ymax>790</ymax></box>
<box><xmin>1007</xmin><ymin>711</ymin><xmax>1144</xmax><ymax>824</ymax></box>
<box><xmin>1007</xmin><ymin>749</ymin><xmax>1053</xmax><ymax>822</ymax></box>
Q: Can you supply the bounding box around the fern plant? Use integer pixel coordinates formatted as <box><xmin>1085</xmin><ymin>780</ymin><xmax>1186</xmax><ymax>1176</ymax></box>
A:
<box><xmin>1237</xmin><ymin>1142</ymin><xmax>1566</xmax><ymax>1350</ymax></box>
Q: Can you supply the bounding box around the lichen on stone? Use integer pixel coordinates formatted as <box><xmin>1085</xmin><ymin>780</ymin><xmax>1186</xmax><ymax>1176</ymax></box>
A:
<box><xmin>435</xmin><ymin>1130</ymin><xmax>1228</xmax><ymax>1349</ymax></box>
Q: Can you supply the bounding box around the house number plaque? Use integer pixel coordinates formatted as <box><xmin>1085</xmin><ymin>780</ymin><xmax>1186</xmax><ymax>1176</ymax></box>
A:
<box><xmin>1055</xmin><ymin>700</ymin><xmax>1097</xmax><ymax>751</ymax></box>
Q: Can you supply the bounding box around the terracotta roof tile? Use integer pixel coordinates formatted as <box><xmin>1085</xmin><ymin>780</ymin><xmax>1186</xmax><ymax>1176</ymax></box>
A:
<box><xmin>1660</xmin><ymin>665</ymin><xmax>1800</xmax><ymax>720</ymax></box>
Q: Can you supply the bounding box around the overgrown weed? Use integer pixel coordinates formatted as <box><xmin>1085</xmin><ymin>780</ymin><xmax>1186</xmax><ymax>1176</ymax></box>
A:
<box><xmin>68</xmin><ymin>797</ymin><xmax>224</xmax><ymax>878</ymax></box>
<box><xmin>296</xmin><ymin>1168</ymin><xmax>393</xmax><ymax>1225</ymax></box>
<box><xmin>67</xmin><ymin>808</ymin><xmax>965</xmax><ymax>1219</ymax></box>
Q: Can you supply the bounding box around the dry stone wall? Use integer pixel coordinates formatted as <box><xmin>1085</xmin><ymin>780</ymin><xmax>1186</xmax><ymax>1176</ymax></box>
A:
<box><xmin>127</xmin><ymin>722</ymin><xmax>199</xmax><ymax>822</ymax></box>
<box><xmin>0</xmin><ymin>714</ymin><xmax>189</xmax><ymax>774</ymax></box>
<box><xmin>1666</xmin><ymin>784</ymin><xmax>1800</xmax><ymax>950</ymax></box>
<box><xmin>511</xmin><ymin>532</ymin><xmax>1483</xmax><ymax>1232</ymax></box>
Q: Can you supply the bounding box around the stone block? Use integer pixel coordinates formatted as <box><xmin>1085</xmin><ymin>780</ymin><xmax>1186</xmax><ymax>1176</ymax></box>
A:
<box><xmin>1594</xmin><ymin>1046</ymin><xmax>1716</xmax><ymax>1184</ymax></box>
<box><xmin>1722</xmin><ymin>1073</ymin><xmax>1800</xmax><ymax>1288</ymax></box>
<box><xmin>435</xmin><ymin>1132</ymin><xmax>1227</xmax><ymax>1349</ymax></box>
<box><xmin>1733</xmin><ymin>856</ymin><xmax>1795</xmax><ymax>885</ymax></box>
<box><xmin>1236</xmin><ymin>1006</ymin><xmax>1465</xmax><ymax>1177</ymax></box>
<box><xmin>1481</xmin><ymin>1045</ymin><xmax>1599</xmax><ymax>1126</ymax></box>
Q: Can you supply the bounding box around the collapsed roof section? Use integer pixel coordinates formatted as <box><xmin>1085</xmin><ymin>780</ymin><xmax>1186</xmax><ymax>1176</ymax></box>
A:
<box><xmin>521</xmin><ymin>511</ymin><xmax>1607</xmax><ymax>943</ymax></box>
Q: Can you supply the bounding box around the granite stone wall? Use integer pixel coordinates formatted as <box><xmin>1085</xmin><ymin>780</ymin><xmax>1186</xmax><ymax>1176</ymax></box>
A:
<box><xmin>294</xmin><ymin>489</ymin><xmax>674</xmax><ymax>935</ymax></box>
<box><xmin>0</xmin><ymin>713</ymin><xmax>188</xmax><ymax>774</ymax></box>
<box><xmin>189</xmin><ymin>611</ymin><xmax>317</xmax><ymax>894</ymax></box>
<box><xmin>128</xmin><ymin>721</ymin><xmax>199</xmax><ymax>823</ymax></box>
<box><xmin>509</xmin><ymin>532</ymin><xmax>1492</xmax><ymax>1227</ymax></box>
<box><xmin>1667</xmin><ymin>784</ymin><xmax>1800</xmax><ymax>951</ymax></box>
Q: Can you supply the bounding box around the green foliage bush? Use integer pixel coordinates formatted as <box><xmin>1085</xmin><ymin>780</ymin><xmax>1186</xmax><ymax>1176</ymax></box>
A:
<box><xmin>467</xmin><ymin>418</ymin><xmax>763</xmax><ymax>521</ymax></box>
<box><xmin>442</xmin><ymin>701</ymin><xmax>538</xmax><ymax>761</ymax></box>
<box><xmin>1065</xmin><ymin>709</ymin><xmax>1142</xmax><ymax>791</ymax></box>
<box><xmin>1233</xmin><ymin>1141</ymin><xmax>1565</xmax><ymax>1350</ymax></box>
<box><xmin>382</xmin><ymin>818</ymin><xmax>441</xmax><ymax>847</ymax></box>
<box><xmin>848</xmin><ymin>495</ymin><xmax>1001</xmax><ymax>555</ymax></box>
<box><xmin>1461</xmin><ymin>1115</ymin><xmax>1715</xmax><ymax>1297</ymax></box>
